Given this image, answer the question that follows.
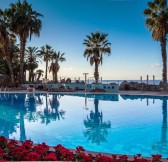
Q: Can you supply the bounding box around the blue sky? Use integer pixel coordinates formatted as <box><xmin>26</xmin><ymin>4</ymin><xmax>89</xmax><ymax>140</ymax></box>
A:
<box><xmin>0</xmin><ymin>0</ymin><xmax>166</xmax><ymax>80</ymax></box>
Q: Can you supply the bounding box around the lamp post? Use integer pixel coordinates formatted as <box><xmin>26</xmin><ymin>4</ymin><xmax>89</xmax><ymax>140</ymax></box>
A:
<box><xmin>147</xmin><ymin>75</ymin><xmax>149</xmax><ymax>85</ymax></box>
<box><xmin>83</xmin><ymin>73</ymin><xmax>89</xmax><ymax>92</ymax></box>
<box><xmin>140</xmin><ymin>76</ymin><xmax>142</xmax><ymax>84</ymax></box>
<box><xmin>153</xmin><ymin>75</ymin><xmax>155</xmax><ymax>85</ymax></box>
<box><xmin>140</xmin><ymin>76</ymin><xmax>142</xmax><ymax>90</ymax></box>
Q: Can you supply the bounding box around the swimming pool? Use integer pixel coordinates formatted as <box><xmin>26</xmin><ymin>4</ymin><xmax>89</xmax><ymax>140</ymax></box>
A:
<box><xmin>0</xmin><ymin>93</ymin><xmax>167</xmax><ymax>158</ymax></box>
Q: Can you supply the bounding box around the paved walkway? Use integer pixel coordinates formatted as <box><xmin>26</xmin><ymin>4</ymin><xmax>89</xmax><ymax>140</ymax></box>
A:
<box><xmin>0</xmin><ymin>90</ymin><xmax>168</xmax><ymax>96</ymax></box>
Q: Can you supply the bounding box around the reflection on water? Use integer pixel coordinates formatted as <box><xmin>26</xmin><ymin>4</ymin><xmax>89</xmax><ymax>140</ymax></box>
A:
<box><xmin>152</xmin><ymin>98</ymin><xmax>168</xmax><ymax>156</ymax></box>
<box><xmin>121</xmin><ymin>95</ymin><xmax>168</xmax><ymax>156</ymax></box>
<box><xmin>0</xmin><ymin>93</ymin><xmax>167</xmax><ymax>157</ymax></box>
<box><xmin>84</xmin><ymin>98</ymin><xmax>111</xmax><ymax>145</ymax></box>
<box><xmin>0</xmin><ymin>93</ymin><xmax>65</xmax><ymax>140</ymax></box>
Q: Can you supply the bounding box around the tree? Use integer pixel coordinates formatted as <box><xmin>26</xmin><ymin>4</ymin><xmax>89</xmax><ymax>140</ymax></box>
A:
<box><xmin>49</xmin><ymin>51</ymin><xmax>66</xmax><ymax>82</ymax></box>
<box><xmin>4</xmin><ymin>0</ymin><xmax>43</xmax><ymax>84</ymax></box>
<box><xmin>38</xmin><ymin>45</ymin><xmax>53</xmax><ymax>79</ymax></box>
<box><xmin>0</xmin><ymin>9</ymin><xmax>15</xmax><ymax>84</ymax></box>
<box><xmin>36</xmin><ymin>69</ymin><xmax>44</xmax><ymax>82</ymax></box>
<box><xmin>83</xmin><ymin>32</ymin><xmax>111</xmax><ymax>84</ymax></box>
<box><xmin>144</xmin><ymin>0</ymin><xmax>168</xmax><ymax>91</ymax></box>
<box><xmin>25</xmin><ymin>46</ymin><xmax>40</xmax><ymax>82</ymax></box>
<box><xmin>0</xmin><ymin>55</ymin><xmax>7</xmax><ymax>74</ymax></box>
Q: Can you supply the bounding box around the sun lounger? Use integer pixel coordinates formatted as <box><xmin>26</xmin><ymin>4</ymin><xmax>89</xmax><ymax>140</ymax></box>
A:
<box><xmin>4</xmin><ymin>87</ymin><xmax>9</xmax><ymax>91</ymax></box>
<box><xmin>27</xmin><ymin>88</ymin><xmax>35</xmax><ymax>92</ymax></box>
<box><xmin>27</xmin><ymin>84</ymin><xmax>35</xmax><ymax>92</ymax></box>
<box><xmin>0</xmin><ymin>86</ymin><xmax>4</xmax><ymax>91</ymax></box>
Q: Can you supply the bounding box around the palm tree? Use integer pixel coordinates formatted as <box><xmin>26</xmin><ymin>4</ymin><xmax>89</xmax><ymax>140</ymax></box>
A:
<box><xmin>49</xmin><ymin>51</ymin><xmax>66</xmax><ymax>82</ymax></box>
<box><xmin>144</xmin><ymin>0</ymin><xmax>168</xmax><ymax>91</ymax></box>
<box><xmin>0</xmin><ymin>9</ymin><xmax>15</xmax><ymax>84</ymax></box>
<box><xmin>25</xmin><ymin>47</ymin><xmax>40</xmax><ymax>82</ymax></box>
<box><xmin>38</xmin><ymin>45</ymin><xmax>53</xmax><ymax>79</ymax></box>
<box><xmin>0</xmin><ymin>54</ymin><xmax>7</xmax><ymax>74</ymax></box>
<box><xmin>83</xmin><ymin>32</ymin><xmax>111</xmax><ymax>84</ymax></box>
<box><xmin>4</xmin><ymin>0</ymin><xmax>43</xmax><ymax>84</ymax></box>
<box><xmin>36</xmin><ymin>69</ymin><xmax>44</xmax><ymax>82</ymax></box>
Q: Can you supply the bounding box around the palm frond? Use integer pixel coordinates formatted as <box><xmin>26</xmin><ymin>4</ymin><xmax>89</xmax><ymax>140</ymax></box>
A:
<box><xmin>83</xmin><ymin>31</ymin><xmax>111</xmax><ymax>66</ymax></box>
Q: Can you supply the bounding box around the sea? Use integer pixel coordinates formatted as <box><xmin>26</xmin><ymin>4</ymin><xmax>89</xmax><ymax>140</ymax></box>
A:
<box><xmin>72</xmin><ymin>80</ymin><xmax>161</xmax><ymax>85</ymax></box>
<box><xmin>100</xmin><ymin>80</ymin><xmax>161</xmax><ymax>85</ymax></box>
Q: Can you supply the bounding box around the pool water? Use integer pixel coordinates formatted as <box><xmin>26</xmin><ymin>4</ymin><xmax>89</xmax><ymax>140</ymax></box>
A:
<box><xmin>0</xmin><ymin>93</ymin><xmax>167</xmax><ymax>158</ymax></box>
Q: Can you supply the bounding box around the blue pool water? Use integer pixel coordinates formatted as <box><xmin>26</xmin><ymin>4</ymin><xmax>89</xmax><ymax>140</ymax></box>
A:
<box><xmin>0</xmin><ymin>93</ymin><xmax>167</xmax><ymax>158</ymax></box>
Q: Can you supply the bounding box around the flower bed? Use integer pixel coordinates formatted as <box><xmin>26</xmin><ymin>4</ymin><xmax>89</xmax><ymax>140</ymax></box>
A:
<box><xmin>0</xmin><ymin>136</ymin><xmax>164</xmax><ymax>161</ymax></box>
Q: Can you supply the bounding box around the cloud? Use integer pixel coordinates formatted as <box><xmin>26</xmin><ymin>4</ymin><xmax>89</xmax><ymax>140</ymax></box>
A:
<box><xmin>150</xmin><ymin>63</ymin><xmax>161</xmax><ymax>68</ymax></box>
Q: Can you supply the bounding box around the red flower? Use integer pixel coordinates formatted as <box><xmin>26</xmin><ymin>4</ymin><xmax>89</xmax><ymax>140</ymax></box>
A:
<box><xmin>22</xmin><ymin>140</ymin><xmax>33</xmax><ymax>150</ymax></box>
<box><xmin>41</xmin><ymin>142</ymin><xmax>50</xmax><ymax>149</ymax></box>
<box><xmin>0</xmin><ymin>137</ymin><xmax>7</xmax><ymax>149</ymax></box>
<box><xmin>0</xmin><ymin>136</ymin><xmax>165</xmax><ymax>162</ymax></box>
<box><xmin>76</xmin><ymin>146</ymin><xmax>85</xmax><ymax>152</ymax></box>
<box><xmin>96</xmin><ymin>154</ymin><xmax>114</xmax><ymax>162</ymax></box>
<box><xmin>34</xmin><ymin>145</ymin><xmax>48</xmax><ymax>155</ymax></box>
<box><xmin>24</xmin><ymin>152</ymin><xmax>41</xmax><ymax>161</ymax></box>
<box><xmin>152</xmin><ymin>154</ymin><xmax>162</xmax><ymax>162</ymax></box>
<box><xmin>8</xmin><ymin>139</ymin><xmax>18</xmax><ymax>145</ymax></box>
<box><xmin>112</xmin><ymin>154</ymin><xmax>117</xmax><ymax>160</ymax></box>
<box><xmin>54</xmin><ymin>144</ymin><xmax>74</xmax><ymax>161</ymax></box>
<box><xmin>0</xmin><ymin>148</ymin><xmax>8</xmax><ymax>160</ymax></box>
<box><xmin>137</xmin><ymin>154</ymin><xmax>142</xmax><ymax>157</ymax></box>
<box><xmin>45</xmin><ymin>153</ymin><xmax>57</xmax><ymax>161</ymax></box>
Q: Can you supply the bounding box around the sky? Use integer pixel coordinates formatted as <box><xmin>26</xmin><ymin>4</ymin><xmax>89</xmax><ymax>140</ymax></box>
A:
<box><xmin>0</xmin><ymin>0</ymin><xmax>167</xmax><ymax>80</ymax></box>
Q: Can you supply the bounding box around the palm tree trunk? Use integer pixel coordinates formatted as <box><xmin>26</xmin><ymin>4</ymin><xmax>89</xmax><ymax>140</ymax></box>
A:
<box><xmin>30</xmin><ymin>69</ymin><xmax>34</xmax><ymax>82</ymax></box>
<box><xmin>55</xmin><ymin>62</ymin><xmax>59</xmax><ymax>83</ymax></box>
<box><xmin>28</xmin><ymin>70</ymin><xmax>31</xmax><ymax>82</ymax></box>
<box><xmin>24</xmin><ymin>71</ymin><xmax>26</xmax><ymax>82</ymax></box>
<box><xmin>55</xmin><ymin>72</ymin><xmax>58</xmax><ymax>83</ymax></box>
<box><xmin>2</xmin><ymin>49</ymin><xmax>14</xmax><ymax>84</ymax></box>
<box><xmin>6</xmin><ymin>59</ymin><xmax>14</xmax><ymax>85</ymax></box>
<box><xmin>33</xmin><ymin>73</ymin><xmax>36</xmax><ymax>82</ymax></box>
<box><xmin>37</xmin><ymin>74</ymin><xmax>40</xmax><ymax>82</ymax></box>
<box><xmin>33</xmin><ymin>73</ymin><xmax>35</xmax><ymax>83</ymax></box>
<box><xmin>20</xmin><ymin>37</ymin><xmax>26</xmax><ymax>84</ymax></box>
<box><xmin>45</xmin><ymin>61</ymin><xmax>48</xmax><ymax>79</ymax></box>
<box><xmin>52</xmin><ymin>72</ymin><xmax>55</xmax><ymax>82</ymax></box>
<box><xmin>94</xmin><ymin>61</ymin><xmax>99</xmax><ymax>84</ymax></box>
<box><xmin>160</xmin><ymin>37</ymin><xmax>167</xmax><ymax>91</ymax></box>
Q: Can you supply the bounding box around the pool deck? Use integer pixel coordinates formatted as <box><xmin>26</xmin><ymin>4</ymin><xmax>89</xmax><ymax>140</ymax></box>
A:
<box><xmin>1</xmin><ymin>90</ymin><xmax>168</xmax><ymax>96</ymax></box>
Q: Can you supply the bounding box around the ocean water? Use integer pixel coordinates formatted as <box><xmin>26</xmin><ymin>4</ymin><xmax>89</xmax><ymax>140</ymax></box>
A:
<box><xmin>0</xmin><ymin>93</ymin><xmax>167</xmax><ymax>158</ymax></box>
<box><xmin>71</xmin><ymin>80</ymin><xmax>161</xmax><ymax>85</ymax></box>
<box><xmin>90</xmin><ymin>80</ymin><xmax>161</xmax><ymax>85</ymax></box>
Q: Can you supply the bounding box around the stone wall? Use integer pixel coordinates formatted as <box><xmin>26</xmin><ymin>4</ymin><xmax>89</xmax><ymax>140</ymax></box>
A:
<box><xmin>119</xmin><ymin>80</ymin><xmax>161</xmax><ymax>91</ymax></box>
